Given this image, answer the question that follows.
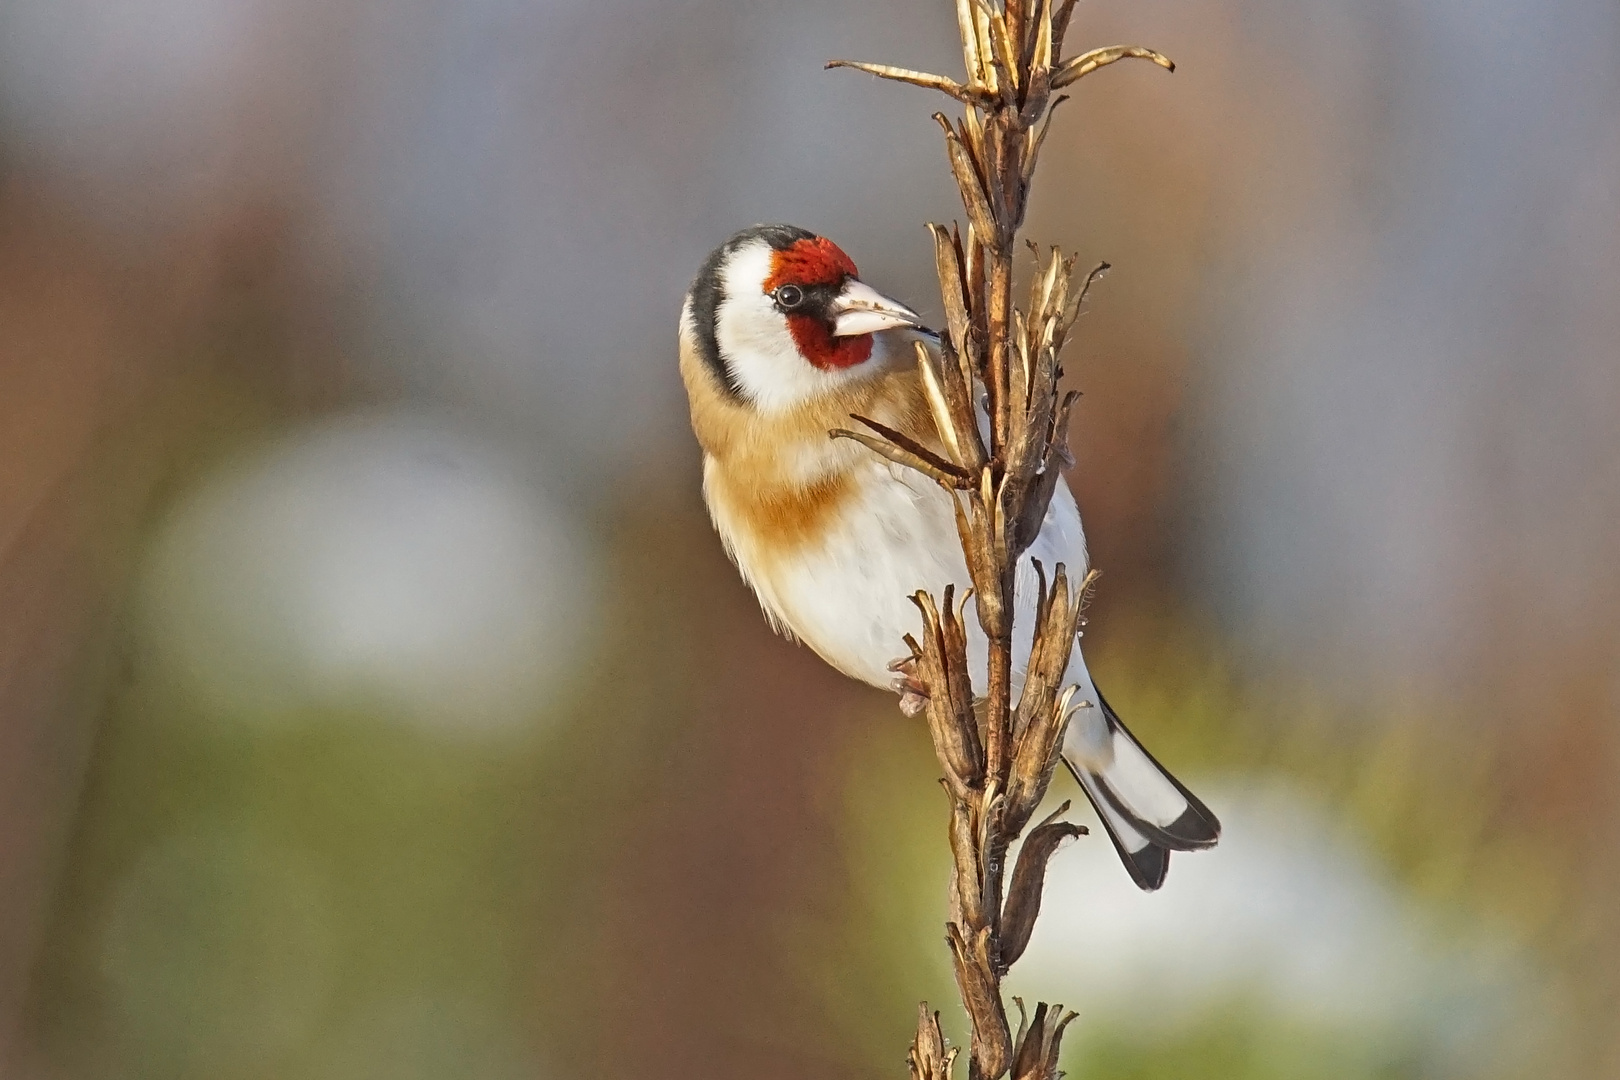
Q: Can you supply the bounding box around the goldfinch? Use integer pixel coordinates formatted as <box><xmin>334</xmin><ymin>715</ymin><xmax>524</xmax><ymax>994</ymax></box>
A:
<box><xmin>678</xmin><ymin>224</ymin><xmax>1219</xmax><ymax>889</ymax></box>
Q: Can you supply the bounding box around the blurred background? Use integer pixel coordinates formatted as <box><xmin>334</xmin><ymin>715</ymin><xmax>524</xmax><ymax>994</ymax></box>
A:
<box><xmin>1</xmin><ymin>0</ymin><xmax>1616</xmax><ymax>1076</ymax></box>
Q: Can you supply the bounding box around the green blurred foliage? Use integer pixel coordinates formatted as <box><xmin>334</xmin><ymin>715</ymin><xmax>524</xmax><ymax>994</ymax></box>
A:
<box><xmin>797</xmin><ymin>611</ymin><xmax>1575</xmax><ymax>1080</ymax></box>
<box><xmin>1066</xmin><ymin>1004</ymin><xmax>1421</xmax><ymax>1080</ymax></box>
<box><xmin>29</xmin><ymin>681</ymin><xmax>552</xmax><ymax>1078</ymax></box>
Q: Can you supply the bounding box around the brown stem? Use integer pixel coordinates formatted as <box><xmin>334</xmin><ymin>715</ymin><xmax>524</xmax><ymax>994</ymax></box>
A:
<box><xmin>830</xmin><ymin>1</ymin><xmax>1176</xmax><ymax>1075</ymax></box>
<box><xmin>987</xmin><ymin>249</ymin><xmax>1015</xmax><ymax>456</ymax></box>
<box><xmin>986</xmin><ymin>625</ymin><xmax>1014</xmax><ymax>782</ymax></box>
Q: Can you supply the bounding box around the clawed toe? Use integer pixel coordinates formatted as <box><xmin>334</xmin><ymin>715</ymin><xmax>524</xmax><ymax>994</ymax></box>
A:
<box><xmin>888</xmin><ymin>656</ymin><xmax>929</xmax><ymax>716</ymax></box>
<box><xmin>897</xmin><ymin>688</ymin><xmax>928</xmax><ymax>716</ymax></box>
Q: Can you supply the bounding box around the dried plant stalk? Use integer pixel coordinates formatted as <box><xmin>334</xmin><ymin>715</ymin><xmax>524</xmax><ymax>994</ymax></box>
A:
<box><xmin>831</xmin><ymin>2</ymin><xmax>1173</xmax><ymax>1077</ymax></box>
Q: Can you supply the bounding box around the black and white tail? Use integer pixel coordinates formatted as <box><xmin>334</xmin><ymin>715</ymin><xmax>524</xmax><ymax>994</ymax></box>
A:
<box><xmin>1061</xmin><ymin>685</ymin><xmax>1220</xmax><ymax>891</ymax></box>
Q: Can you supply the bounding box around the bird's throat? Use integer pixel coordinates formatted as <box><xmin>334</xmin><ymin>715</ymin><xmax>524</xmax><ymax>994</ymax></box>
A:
<box><xmin>786</xmin><ymin>314</ymin><xmax>873</xmax><ymax>370</ymax></box>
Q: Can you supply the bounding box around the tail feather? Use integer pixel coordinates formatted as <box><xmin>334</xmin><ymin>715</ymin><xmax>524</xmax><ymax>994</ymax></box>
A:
<box><xmin>1063</xmin><ymin>758</ymin><xmax>1173</xmax><ymax>890</ymax></box>
<box><xmin>1061</xmin><ymin>686</ymin><xmax>1220</xmax><ymax>891</ymax></box>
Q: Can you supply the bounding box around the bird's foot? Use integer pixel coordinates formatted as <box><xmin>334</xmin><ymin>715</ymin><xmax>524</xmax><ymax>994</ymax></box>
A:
<box><xmin>887</xmin><ymin>656</ymin><xmax>929</xmax><ymax>717</ymax></box>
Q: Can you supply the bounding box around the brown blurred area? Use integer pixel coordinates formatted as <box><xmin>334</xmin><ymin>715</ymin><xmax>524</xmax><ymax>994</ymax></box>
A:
<box><xmin>1</xmin><ymin>0</ymin><xmax>1618</xmax><ymax>1077</ymax></box>
<box><xmin>0</xmin><ymin>175</ymin><xmax>328</xmax><ymax>1058</ymax></box>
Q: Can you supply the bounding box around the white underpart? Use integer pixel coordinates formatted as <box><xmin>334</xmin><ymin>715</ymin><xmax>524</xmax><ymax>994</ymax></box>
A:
<box><xmin>769</xmin><ymin>457</ymin><xmax>967</xmax><ymax>686</ymax></box>
<box><xmin>762</xmin><ymin>459</ymin><xmax>1195</xmax><ymax>839</ymax></box>
<box><xmin>714</xmin><ymin>240</ymin><xmax>898</xmax><ymax>412</ymax></box>
<box><xmin>768</xmin><ymin>454</ymin><xmax>1085</xmax><ymax>688</ymax></box>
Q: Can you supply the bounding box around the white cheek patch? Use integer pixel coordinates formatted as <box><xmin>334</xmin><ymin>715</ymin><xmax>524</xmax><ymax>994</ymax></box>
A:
<box><xmin>715</xmin><ymin>241</ymin><xmax>873</xmax><ymax>413</ymax></box>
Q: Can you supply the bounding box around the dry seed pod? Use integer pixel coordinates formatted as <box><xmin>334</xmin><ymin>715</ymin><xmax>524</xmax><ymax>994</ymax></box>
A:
<box><xmin>1001</xmin><ymin>804</ymin><xmax>1087</xmax><ymax>968</ymax></box>
<box><xmin>908</xmin><ymin>1006</ymin><xmax>958</xmax><ymax>1080</ymax></box>
<box><xmin>828</xmin><ymin>2</ymin><xmax>1179</xmax><ymax>1075</ymax></box>
<box><xmin>946</xmin><ymin>922</ymin><xmax>1012</xmax><ymax>1079</ymax></box>
<box><xmin>1009</xmin><ymin>999</ymin><xmax>1078</xmax><ymax>1080</ymax></box>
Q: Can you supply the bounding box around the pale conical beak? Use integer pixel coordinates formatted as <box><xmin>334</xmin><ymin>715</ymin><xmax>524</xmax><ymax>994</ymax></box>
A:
<box><xmin>831</xmin><ymin>279</ymin><xmax>924</xmax><ymax>337</ymax></box>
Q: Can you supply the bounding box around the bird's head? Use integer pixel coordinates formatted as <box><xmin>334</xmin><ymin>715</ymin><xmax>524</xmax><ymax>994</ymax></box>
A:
<box><xmin>682</xmin><ymin>224</ymin><xmax>927</xmax><ymax>412</ymax></box>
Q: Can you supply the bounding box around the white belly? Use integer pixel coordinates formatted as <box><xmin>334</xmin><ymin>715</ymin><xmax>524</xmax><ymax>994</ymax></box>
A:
<box><xmin>766</xmin><ymin>462</ymin><xmax>963</xmax><ymax>685</ymax></box>
<box><xmin>762</xmin><ymin>461</ymin><xmax>1090</xmax><ymax>691</ymax></box>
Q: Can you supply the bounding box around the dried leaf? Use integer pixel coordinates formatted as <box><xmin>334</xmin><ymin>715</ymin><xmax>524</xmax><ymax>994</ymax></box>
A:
<box><xmin>947</xmin><ymin>922</ymin><xmax>1012</xmax><ymax>1078</ymax></box>
<box><xmin>1010</xmin><ymin>389</ymin><xmax>1078</xmax><ymax>556</ymax></box>
<box><xmin>908</xmin><ymin>1005</ymin><xmax>958</xmax><ymax>1080</ymax></box>
<box><xmin>850</xmin><ymin>413</ymin><xmax>970</xmax><ymax>479</ymax></box>
<box><xmin>955</xmin><ymin>0</ymin><xmax>985</xmax><ymax>86</ymax></box>
<box><xmin>1051</xmin><ymin>44</ymin><xmax>1175</xmax><ymax>89</ymax></box>
<box><xmin>949</xmin><ymin>800</ymin><xmax>985</xmax><ymax>927</ymax></box>
<box><xmin>1012</xmin><ymin>995</ymin><xmax>1032</xmax><ymax>1049</ymax></box>
<box><xmin>1009</xmin><ymin>998</ymin><xmax>1078</xmax><ymax>1080</ymax></box>
<box><xmin>826</xmin><ymin>59</ymin><xmax>993</xmax><ymax>106</ymax></box>
<box><xmin>928</xmin><ymin>223</ymin><xmax>978</xmax><ymax>381</ymax></box>
<box><xmin>1006</xmin><ymin>674</ymin><xmax>1081</xmax><ymax>836</ymax></box>
<box><xmin>1051</xmin><ymin>0</ymin><xmax>1079</xmax><ymax>60</ymax></box>
<box><xmin>1074</xmin><ymin>259</ymin><xmax>1109</xmax><ymax>308</ymax></box>
<box><xmin>1010</xmin><ymin>306</ymin><xmax>1031</xmax><ymax>417</ymax></box>
<box><xmin>940</xmin><ymin>585</ymin><xmax>980</xmax><ymax>741</ymax></box>
<box><xmin>978</xmin><ymin>0</ymin><xmax>1021</xmax><ymax>95</ymax></box>
<box><xmin>1001</xmin><ymin>808</ymin><xmax>1086</xmax><ymax>968</ymax></box>
<box><xmin>829</xmin><ymin>428</ymin><xmax>969</xmax><ymax>489</ymax></box>
<box><xmin>1012</xmin><ymin>563</ymin><xmax>1070</xmax><ymax>740</ymax></box>
<box><xmin>1005</xmin><ymin>0</ymin><xmax>1030</xmax><ymax>66</ymax></box>
<box><xmin>925</xmin><ymin>231</ymin><xmax>990</xmax><ymax>470</ymax></box>
<box><xmin>1064</xmin><ymin>259</ymin><xmax>1109</xmax><ymax>328</ymax></box>
<box><xmin>1031</xmin><ymin>0</ymin><xmax>1053</xmax><ymax>73</ymax></box>
<box><xmin>937</xmin><ymin>115</ymin><xmax>998</xmax><ymax>246</ymax></box>
<box><xmin>1016</xmin><ymin>0</ymin><xmax>1055</xmax><ymax>122</ymax></box>
<box><xmin>910</xmin><ymin>588</ymin><xmax>985</xmax><ymax>789</ymax></box>
<box><xmin>1013</xmin><ymin>566</ymin><xmax>1089</xmax><ymax>707</ymax></box>
<box><xmin>1004</xmin><ymin>372</ymin><xmax>1058</xmax><ymax>518</ymax></box>
<box><xmin>965</xmin><ymin>222</ymin><xmax>987</xmax><ymax>347</ymax></box>
<box><xmin>967</xmin><ymin>0</ymin><xmax>1014</xmax><ymax>99</ymax></box>
<box><xmin>1036</xmin><ymin>246</ymin><xmax>1065</xmax><ymax>325</ymax></box>
<box><xmin>961</xmin><ymin>108</ymin><xmax>987</xmax><ymax>170</ymax></box>
<box><xmin>915</xmin><ymin>342</ymin><xmax>968</xmax><ymax>466</ymax></box>
<box><xmin>974</xmin><ymin>1</ymin><xmax>999</xmax><ymax>95</ymax></box>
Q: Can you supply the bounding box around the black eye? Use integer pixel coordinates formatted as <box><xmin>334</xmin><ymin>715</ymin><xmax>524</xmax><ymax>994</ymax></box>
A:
<box><xmin>773</xmin><ymin>284</ymin><xmax>804</xmax><ymax>309</ymax></box>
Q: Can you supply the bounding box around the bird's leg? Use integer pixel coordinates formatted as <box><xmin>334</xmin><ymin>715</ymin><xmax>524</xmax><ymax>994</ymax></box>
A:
<box><xmin>888</xmin><ymin>655</ymin><xmax>930</xmax><ymax>717</ymax></box>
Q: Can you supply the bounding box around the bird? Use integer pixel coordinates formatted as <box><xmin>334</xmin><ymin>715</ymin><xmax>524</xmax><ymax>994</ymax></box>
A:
<box><xmin>677</xmin><ymin>223</ymin><xmax>1219</xmax><ymax>889</ymax></box>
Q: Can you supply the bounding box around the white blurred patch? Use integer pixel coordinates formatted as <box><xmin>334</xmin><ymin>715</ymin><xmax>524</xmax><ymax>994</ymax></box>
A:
<box><xmin>100</xmin><ymin>828</ymin><xmax>337</xmax><ymax>1063</ymax></box>
<box><xmin>139</xmin><ymin>412</ymin><xmax>600</xmax><ymax>737</ymax></box>
<box><xmin>1008</xmin><ymin>780</ymin><xmax>1557</xmax><ymax>1068</ymax></box>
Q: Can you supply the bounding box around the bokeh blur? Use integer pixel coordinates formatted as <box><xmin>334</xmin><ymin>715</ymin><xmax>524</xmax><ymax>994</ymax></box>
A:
<box><xmin>1</xmin><ymin>0</ymin><xmax>1616</xmax><ymax>1077</ymax></box>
